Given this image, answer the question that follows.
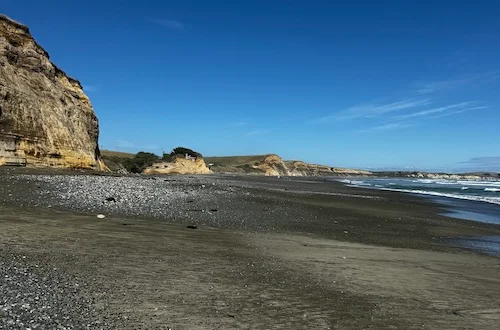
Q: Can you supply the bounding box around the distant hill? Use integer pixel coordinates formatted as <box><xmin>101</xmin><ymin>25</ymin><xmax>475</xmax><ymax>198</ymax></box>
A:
<box><xmin>101</xmin><ymin>150</ymin><xmax>135</xmax><ymax>159</ymax></box>
<box><xmin>204</xmin><ymin>155</ymin><xmax>275</xmax><ymax>174</ymax></box>
<box><xmin>204</xmin><ymin>155</ymin><xmax>272</xmax><ymax>166</ymax></box>
<box><xmin>102</xmin><ymin>150</ymin><xmax>372</xmax><ymax>177</ymax></box>
<box><xmin>206</xmin><ymin>154</ymin><xmax>371</xmax><ymax>176</ymax></box>
<box><xmin>100</xmin><ymin>150</ymin><xmax>138</xmax><ymax>173</ymax></box>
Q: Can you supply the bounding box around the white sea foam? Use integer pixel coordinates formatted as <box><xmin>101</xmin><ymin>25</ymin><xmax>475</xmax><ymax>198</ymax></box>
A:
<box><xmin>380</xmin><ymin>188</ymin><xmax>500</xmax><ymax>206</ymax></box>
<box><xmin>414</xmin><ymin>179</ymin><xmax>434</xmax><ymax>184</ymax></box>
<box><xmin>338</xmin><ymin>178</ymin><xmax>500</xmax><ymax>205</ymax></box>
<box><xmin>409</xmin><ymin>179</ymin><xmax>500</xmax><ymax>187</ymax></box>
<box><xmin>456</xmin><ymin>180</ymin><xmax>500</xmax><ymax>187</ymax></box>
<box><xmin>338</xmin><ymin>179</ymin><xmax>370</xmax><ymax>186</ymax></box>
<box><xmin>433</xmin><ymin>181</ymin><xmax>457</xmax><ymax>185</ymax></box>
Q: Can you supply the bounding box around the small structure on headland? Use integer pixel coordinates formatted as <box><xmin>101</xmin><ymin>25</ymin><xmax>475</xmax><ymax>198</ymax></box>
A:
<box><xmin>143</xmin><ymin>147</ymin><xmax>211</xmax><ymax>175</ymax></box>
<box><xmin>185</xmin><ymin>153</ymin><xmax>197</xmax><ymax>161</ymax></box>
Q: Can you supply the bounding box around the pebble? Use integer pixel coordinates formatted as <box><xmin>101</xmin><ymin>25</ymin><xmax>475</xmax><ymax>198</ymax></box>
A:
<box><xmin>0</xmin><ymin>252</ymin><xmax>109</xmax><ymax>329</ymax></box>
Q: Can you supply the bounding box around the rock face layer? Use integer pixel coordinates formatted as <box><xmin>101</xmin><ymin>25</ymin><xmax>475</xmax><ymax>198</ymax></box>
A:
<box><xmin>206</xmin><ymin>154</ymin><xmax>373</xmax><ymax>177</ymax></box>
<box><xmin>144</xmin><ymin>157</ymin><xmax>212</xmax><ymax>175</ymax></box>
<box><xmin>0</xmin><ymin>14</ymin><xmax>102</xmax><ymax>169</ymax></box>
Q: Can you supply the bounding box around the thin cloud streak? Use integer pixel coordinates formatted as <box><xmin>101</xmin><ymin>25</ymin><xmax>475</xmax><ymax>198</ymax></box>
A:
<box><xmin>428</xmin><ymin>106</ymin><xmax>488</xmax><ymax>119</ymax></box>
<box><xmin>150</xmin><ymin>18</ymin><xmax>184</xmax><ymax>30</ymax></box>
<box><xmin>415</xmin><ymin>79</ymin><xmax>468</xmax><ymax>94</ymax></box>
<box><xmin>415</xmin><ymin>71</ymin><xmax>500</xmax><ymax>94</ymax></box>
<box><xmin>317</xmin><ymin>98</ymin><xmax>431</xmax><ymax>122</ymax></box>
<box><xmin>392</xmin><ymin>102</ymin><xmax>487</xmax><ymax>120</ymax></box>
<box><xmin>355</xmin><ymin>122</ymin><xmax>413</xmax><ymax>133</ymax></box>
<box><xmin>372</xmin><ymin>123</ymin><xmax>413</xmax><ymax>130</ymax></box>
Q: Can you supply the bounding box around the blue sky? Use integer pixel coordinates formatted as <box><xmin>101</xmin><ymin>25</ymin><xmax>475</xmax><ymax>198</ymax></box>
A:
<box><xmin>2</xmin><ymin>0</ymin><xmax>499</xmax><ymax>171</ymax></box>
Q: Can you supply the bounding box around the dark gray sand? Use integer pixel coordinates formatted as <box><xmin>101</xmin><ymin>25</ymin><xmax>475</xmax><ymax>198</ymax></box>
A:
<box><xmin>1</xmin><ymin>168</ymin><xmax>500</xmax><ymax>329</ymax></box>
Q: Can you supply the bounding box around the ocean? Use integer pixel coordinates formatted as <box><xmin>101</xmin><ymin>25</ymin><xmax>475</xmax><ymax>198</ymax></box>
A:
<box><xmin>337</xmin><ymin>177</ymin><xmax>500</xmax><ymax>206</ymax></box>
<box><xmin>336</xmin><ymin>177</ymin><xmax>500</xmax><ymax>256</ymax></box>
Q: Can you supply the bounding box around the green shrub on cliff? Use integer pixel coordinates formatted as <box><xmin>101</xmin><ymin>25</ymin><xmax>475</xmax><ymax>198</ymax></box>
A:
<box><xmin>113</xmin><ymin>151</ymin><xmax>159</xmax><ymax>173</ymax></box>
<box><xmin>162</xmin><ymin>147</ymin><xmax>202</xmax><ymax>161</ymax></box>
<box><xmin>102</xmin><ymin>148</ymin><xmax>203</xmax><ymax>173</ymax></box>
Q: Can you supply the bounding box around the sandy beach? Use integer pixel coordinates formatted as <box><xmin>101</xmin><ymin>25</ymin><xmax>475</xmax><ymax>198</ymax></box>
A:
<box><xmin>1</xmin><ymin>169</ymin><xmax>500</xmax><ymax>329</ymax></box>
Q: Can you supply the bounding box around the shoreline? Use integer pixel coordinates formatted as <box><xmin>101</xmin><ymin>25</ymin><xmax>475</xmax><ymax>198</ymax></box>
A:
<box><xmin>334</xmin><ymin>177</ymin><xmax>500</xmax><ymax>206</ymax></box>
<box><xmin>2</xmin><ymin>170</ymin><xmax>500</xmax><ymax>328</ymax></box>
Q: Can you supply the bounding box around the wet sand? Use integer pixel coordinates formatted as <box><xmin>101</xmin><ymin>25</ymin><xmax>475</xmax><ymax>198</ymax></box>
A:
<box><xmin>1</xmin><ymin>169</ymin><xmax>500</xmax><ymax>329</ymax></box>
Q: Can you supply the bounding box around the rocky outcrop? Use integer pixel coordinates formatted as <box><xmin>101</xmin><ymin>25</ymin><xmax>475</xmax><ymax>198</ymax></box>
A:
<box><xmin>284</xmin><ymin>161</ymin><xmax>372</xmax><ymax>177</ymax></box>
<box><xmin>208</xmin><ymin>154</ymin><xmax>372</xmax><ymax>177</ymax></box>
<box><xmin>405</xmin><ymin>172</ymin><xmax>484</xmax><ymax>180</ymax></box>
<box><xmin>412</xmin><ymin>173</ymin><xmax>480</xmax><ymax>180</ymax></box>
<box><xmin>144</xmin><ymin>157</ymin><xmax>212</xmax><ymax>175</ymax></box>
<box><xmin>254</xmin><ymin>154</ymin><xmax>290</xmax><ymax>176</ymax></box>
<box><xmin>0</xmin><ymin>14</ymin><xmax>103</xmax><ymax>169</ymax></box>
<box><xmin>285</xmin><ymin>161</ymin><xmax>332</xmax><ymax>176</ymax></box>
<box><xmin>330</xmin><ymin>167</ymin><xmax>373</xmax><ymax>176</ymax></box>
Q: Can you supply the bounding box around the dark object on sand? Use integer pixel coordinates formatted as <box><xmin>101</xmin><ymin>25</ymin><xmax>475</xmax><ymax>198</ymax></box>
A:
<box><xmin>186</xmin><ymin>225</ymin><xmax>198</xmax><ymax>229</ymax></box>
<box><xmin>209</xmin><ymin>209</ymin><xmax>218</xmax><ymax>212</ymax></box>
<box><xmin>105</xmin><ymin>197</ymin><xmax>116</xmax><ymax>202</ymax></box>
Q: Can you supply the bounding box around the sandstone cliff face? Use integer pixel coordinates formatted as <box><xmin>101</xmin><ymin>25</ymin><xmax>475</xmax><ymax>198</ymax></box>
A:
<box><xmin>0</xmin><ymin>14</ymin><xmax>102</xmax><ymax>169</ymax></box>
<box><xmin>330</xmin><ymin>167</ymin><xmax>372</xmax><ymax>176</ymax></box>
<box><xmin>254</xmin><ymin>154</ymin><xmax>291</xmax><ymax>176</ymax></box>
<box><xmin>284</xmin><ymin>161</ymin><xmax>372</xmax><ymax>177</ymax></box>
<box><xmin>208</xmin><ymin>154</ymin><xmax>372</xmax><ymax>177</ymax></box>
<box><xmin>144</xmin><ymin>157</ymin><xmax>212</xmax><ymax>175</ymax></box>
<box><xmin>285</xmin><ymin>160</ymin><xmax>333</xmax><ymax>176</ymax></box>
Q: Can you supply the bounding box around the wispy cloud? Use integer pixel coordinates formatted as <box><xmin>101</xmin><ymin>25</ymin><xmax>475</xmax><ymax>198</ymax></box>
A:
<box><xmin>415</xmin><ymin>79</ymin><xmax>468</xmax><ymax>94</ymax></box>
<box><xmin>415</xmin><ymin>71</ymin><xmax>500</xmax><ymax>94</ymax></box>
<box><xmin>150</xmin><ymin>18</ymin><xmax>184</xmax><ymax>30</ymax></box>
<box><xmin>392</xmin><ymin>102</ymin><xmax>487</xmax><ymax>120</ymax></box>
<box><xmin>317</xmin><ymin>98</ymin><xmax>431</xmax><ymax>122</ymax></box>
<box><xmin>313</xmin><ymin>71</ymin><xmax>493</xmax><ymax>136</ymax></box>
<box><xmin>355</xmin><ymin>122</ymin><xmax>413</xmax><ymax>133</ymax></box>
<box><xmin>371</xmin><ymin>123</ymin><xmax>413</xmax><ymax>131</ymax></box>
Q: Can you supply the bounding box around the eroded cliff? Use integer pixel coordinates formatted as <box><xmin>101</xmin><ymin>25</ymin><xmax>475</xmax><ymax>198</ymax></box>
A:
<box><xmin>144</xmin><ymin>157</ymin><xmax>212</xmax><ymax>175</ymax></box>
<box><xmin>206</xmin><ymin>154</ymin><xmax>372</xmax><ymax>177</ymax></box>
<box><xmin>0</xmin><ymin>14</ymin><xmax>103</xmax><ymax>169</ymax></box>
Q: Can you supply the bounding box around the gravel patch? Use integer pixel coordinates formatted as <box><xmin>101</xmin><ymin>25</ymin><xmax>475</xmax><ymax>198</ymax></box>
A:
<box><xmin>0</xmin><ymin>174</ymin><xmax>234</xmax><ymax>220</ymax></box>
<box><xmin>0</xmin><ymin>173</ymin><xmax>382</xmax><ymax>233</ymax></box>
<box><xmin>0</xmin><ymin>249</ymin><xmax>111</xmax><ymax>330</ymax></box>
